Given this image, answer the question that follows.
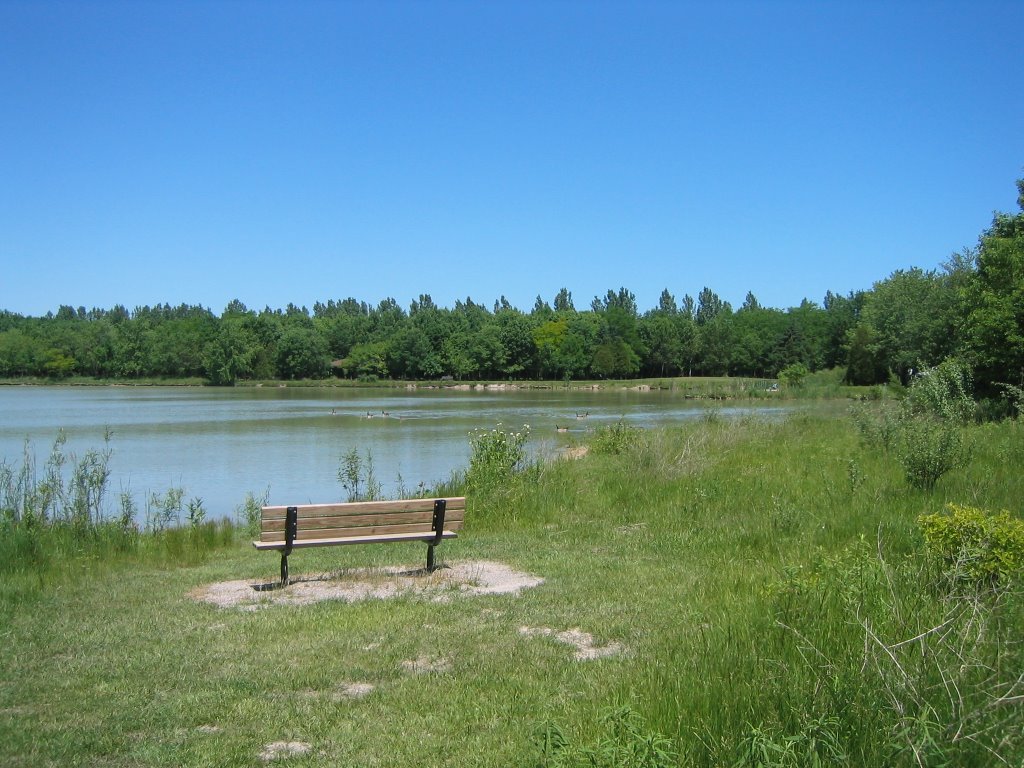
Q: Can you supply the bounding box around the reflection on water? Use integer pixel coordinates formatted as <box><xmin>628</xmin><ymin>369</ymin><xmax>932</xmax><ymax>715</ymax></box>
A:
<box><xmin>0</xmin><ymin>386</ymin><xmax>789</xmax><ymax>521</ymax></box>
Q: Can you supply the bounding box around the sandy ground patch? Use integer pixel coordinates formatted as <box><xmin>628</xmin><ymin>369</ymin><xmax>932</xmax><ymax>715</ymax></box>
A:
<box><xmin>401</xmin><ymin>655</ymin><xmax>452</xmax><ymax>675</ymax></box>
<box><xmin>190</xmin><ymin>560</ymin><xmax>543</xmax><ymax>610</ymax></box>
<box><xmin>519</xmin><ymin>625</ymin><xmax>626</xmax><ymax>660</ymax></box>
<box><xmin>297</xmin><ymin>681</ymin><xmax>377</xmax><ymax>701</ymax></box>
<box><xmin>259</xmin><ymin>741</ymin><xmax>311</xmax><ymax>762</ymax></box>
<box><xmin>335</xmin><ymin>681</ymin><xmax>375</xmax><ymax>699</ymax></box>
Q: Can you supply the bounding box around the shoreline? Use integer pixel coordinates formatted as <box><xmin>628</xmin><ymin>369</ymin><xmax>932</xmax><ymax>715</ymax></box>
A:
<box><xmin>0</xmin><ymin>372</ymin><xmax>871</xmax><ymax>401</ymax></box>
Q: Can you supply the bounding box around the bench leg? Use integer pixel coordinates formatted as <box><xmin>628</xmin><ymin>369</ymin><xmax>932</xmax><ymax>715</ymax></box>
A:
<box><xmin>426</xmin><ymin>544</ymin><xmax>436</xmax><ymax>572</ymax></box>
<box><xmin>280</xmin><ymin>553</ymin><xmax>289</xmax><ymax>586</ymax></box>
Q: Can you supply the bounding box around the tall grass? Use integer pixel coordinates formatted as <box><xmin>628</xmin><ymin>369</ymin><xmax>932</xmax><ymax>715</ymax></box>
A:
<box><xmin>520</xmin><ymin>414</ymin><xmax>1023</xmax><ymax>767</ymax></box>
<box><xmin>0</xmin><ymin>431</ymin><xmax>237</xmax><ymax>577</ymax></box>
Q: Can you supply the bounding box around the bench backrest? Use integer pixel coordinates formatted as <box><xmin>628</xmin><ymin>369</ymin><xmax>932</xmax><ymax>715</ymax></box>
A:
<box><xmin>258</xmin><ymin>497</ymin><xmax>466</xmax><ymax>545</ymax></box>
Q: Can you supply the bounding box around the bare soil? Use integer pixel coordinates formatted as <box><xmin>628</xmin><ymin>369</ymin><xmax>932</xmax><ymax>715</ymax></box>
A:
<box><xmin>190</xmin><ymin>560</ymin><xmax>544</xmax><ymax>611</ymax></box>
<box><xmin>518</xmin><ymin>625</ymin><xmax>626</xmax><ymax>660</ymax></box>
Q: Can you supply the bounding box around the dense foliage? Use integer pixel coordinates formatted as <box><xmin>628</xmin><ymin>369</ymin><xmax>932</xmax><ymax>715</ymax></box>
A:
<box><xmin>3</xmin><ymin>179</ymin><xmax>1022</xmax><ymax>396</ymax></box>
<box><xmin>919</xmin><ymin>502</ymin><xmax>1024</xmax><ymax>587</ymax></box>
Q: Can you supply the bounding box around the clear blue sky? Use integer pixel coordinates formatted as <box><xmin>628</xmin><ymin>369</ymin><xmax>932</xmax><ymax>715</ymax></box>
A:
<box><xmin>2</xmin><ymin>0</ymin><xmax>1021</xmax><ymax>318</ymax></box>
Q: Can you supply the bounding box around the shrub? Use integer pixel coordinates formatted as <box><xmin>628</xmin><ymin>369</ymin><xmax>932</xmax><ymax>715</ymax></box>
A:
<box><xmin>897</xmin><ymin>416</ymin><xmax>968</xmax><ymax>491</ymax></box>
<box><xmin>145</xmin><ymin>487</ymin><xmax>184</xmax><ymax>532</ymax></box>
<box><xmin>849</xmin><ymin>402</ymin><xmax>901</xmax><ymax>453</ymax></box>
<box><xmin>590</xmin><ymin>419</ymin><xmax>643</xmax><ymax>455</ymax></box>
<box><xmin>997</xmin><ymin>382</ymin><xmax>1024</xmax><ymax>419</ymax></box>
<box><xmin>903</xmin><ymin>359</ymin><xmax>974</xmax><ymax>423</ymax></box>
<box><xmin>464</xmin><ymin>424</ymin><xmax>534</xmax><ymax>520</ymax></box>
<box><xmin>186</xmin><ymin>496</ymin><xmax>206</xmax><ymax>527</ymax></box>
<box><xmin>777</xmin><ymin>362</ymin><xmax>810</xmax><ymax>388</ymax></box>
<box><xmin>466</xmin><ymin>423</ymin><xmax>531</xmax><ymax>490</ymax></box>
<box><xmin>918</xmin><ymin>503</ymin><xmax>1024</xmax><ymax>587</ymax></box>
<box><xmin>337</xmin><ymin>447</ymin><xmax>382</xmax><ymax>502</ymax></box>
<box><xmin>851</xmin><ymin>360</ymin><xmax>974</xmax><ymax>489</ymax></box>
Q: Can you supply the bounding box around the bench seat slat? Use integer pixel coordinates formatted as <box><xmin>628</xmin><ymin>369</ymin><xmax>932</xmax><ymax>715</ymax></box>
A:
<box><xmin>260</xmin><ymin>497</ymin><xmax>465</xmax><ymax>521</ymax></box>
<box><xmin>260</xmin><ymin>509</ymin><xmax>465</xmax><ymax>533</ymax></box>
<box><xmin>260</xmin><ymin>519</ymin><xmax>463</xmax><ymax>542</ymax></box>
<box><xmin>253</xmin><ymin>529</ymin><xmax>458</xmax><ymax>551</ymax></box>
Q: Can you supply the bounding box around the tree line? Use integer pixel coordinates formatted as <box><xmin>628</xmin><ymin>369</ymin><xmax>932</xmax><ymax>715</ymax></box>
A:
<box><xmin>2</xmin><ymin>179</ymin><xmax>1021</xmax><ymax>398</ymax></box>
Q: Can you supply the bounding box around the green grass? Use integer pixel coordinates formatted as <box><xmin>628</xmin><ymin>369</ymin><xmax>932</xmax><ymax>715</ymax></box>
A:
<box><xmin>1</xmin><ymin>413</ymin><xmax>1022</xmax><ymax>766</ymax></box>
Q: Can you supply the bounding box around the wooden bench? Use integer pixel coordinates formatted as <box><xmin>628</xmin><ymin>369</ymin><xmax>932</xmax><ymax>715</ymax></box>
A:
<box><xmin>252</xmin><ymin>496</ymin><xmax>465</xmax><ymax>585</ymax></box>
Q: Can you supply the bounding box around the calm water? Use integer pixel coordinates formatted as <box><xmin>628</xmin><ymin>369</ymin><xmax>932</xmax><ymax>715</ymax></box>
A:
<box><xmin>0</xmin><ymin>385</ymin><xmax>788</xmax><ymax>522</ymax></box>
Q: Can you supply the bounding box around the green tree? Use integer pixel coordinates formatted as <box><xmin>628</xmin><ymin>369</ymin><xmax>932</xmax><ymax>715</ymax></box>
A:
<box><xmin>695</xmin><ymin>287</ymin><xmax>724</xmax><ymax>325</ymax></box>
<box><xmin>339</xmin><ymin>341</ymin><xmax>389</xmax><ymax>380</ymax></box>
<box><xmin>443</xmin><ymin>333</ymin><xmax>475</xmax><ymax>380</ymax></box>
<box><xmin>657</xmin><ymin>288</ymin><xmax>678</xmax><ymax>315</ymax></box>
<box><xmin>823</xmin><ymin>290</ymin><xmax>864</xmax><ymax>370</ymax></box>
<box><xmin>639</xmin><ymin>313</ymin><xmax>682</xmax><ymax>376</ymax></box>
<box><xmin>111</xmin><ymin>321</ymin><xmax>147</xmax><ymax>378</ymax></box>
<box><xmin>592</xmin><ymin>288</ymin><xmax>645</xmax><ymax>375</ymax></box>
<box><xmin>0</xmin><ymin>330</ymin><xmax>40</xmax><ymax>376</ymax></box>
<box><xmin>845</xmin><ymin>323</ymin><xmax>887</xmax><ymax>385</ymax></box>
<box><xmin>697</xmin><ymin>314</ymin><xmax>733</xmax><ymax>375</ymax></box>
<box><xmin>496</xmin><ymin>310</ymin><xmax>536</xmax><ymax>379</ymax></box>
<box><xmin>533</xmin><ymin>317</ymin><xmax>568</xmax><ymax>379</ymax></box>
<box><xmin>531</xmin><ymin>295</ymin><xmax>553</xmax><ymax>318</ymax></box>
<box><xmin>591</xmin><ymin>339</ymin><xmax>639</xmax><ymax>378</ymax></box>
<box><xmin>203</xmin><ymin>322</ymin><xmax>257</xmax><ymax>385</ymax></box>
<box><xmin>553</xmin><ymin>287</ymin><xmax>574</xmax><ymax>312</ymax></box>
<box><xmin>962</xmin><ymin>178</ymin><xmax>1024</xmax><ymax>393</ymax></box>
<box><xmin>562</xmin><ymin>314</ymin><xmax>599</xmax><ymax>379</ymax></box>
<box><xmin>779</xmin><ymin>299</ymin><xmax>829</xmax><ymax>372</ymax></box>
<box><xmin>388</xmin><ymin>325</ymin><xmax>443</xmax><ymax>379</ymax></box>
<box><xmin>320</xmin><ymin>310</ymin><xmax>370</xmax><ymax>361</ymax></box>
<box><xmin>675</xmin><ymin>315</ymin><xmax>698</xmax><ymax>376</ymax></box>
<box><xmin>861</xmin><ymin>267</ymin><xmax>960</xmax><ymax>382</ymax></box>
<box><xmin>731</xmin><ymin>303</ymin><xmax>787</xmax><ymax>377</ymax></box>
<box><xmin>467</xmin><ymin>323</ymin><xmax>506</xmax><ymax>379</ymax></box>
<box><xmin>680</xmin><ymin>294</ymin><xmax>695</xmax><ymax>320</ymax></box>
<box><xmin>69</xmin><ymin>318</ymin><xmax>116</xmax><ymax>377</ymax></box>
<box><xmin>146</xmin><ymin>314</ymin><xmax>216</xmax><ymax>378</ymax></box>
<box><xmin>275</xmin><ymin>327</ymin><xmax>329</xmax><ymax>379</ymax></box>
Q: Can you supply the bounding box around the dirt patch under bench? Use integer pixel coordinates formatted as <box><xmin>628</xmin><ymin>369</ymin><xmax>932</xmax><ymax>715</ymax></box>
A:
<box><xmin>190</xmin><ymin>560</ymin><xmax>544</xmax><ymax>610</ymax></box>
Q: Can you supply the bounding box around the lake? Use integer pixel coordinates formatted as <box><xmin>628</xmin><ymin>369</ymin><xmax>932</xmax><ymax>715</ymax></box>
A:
<box><xmin>0</xmin><ymin>385</ymin><xmax>788</xmax><ymax>523</ymax></box>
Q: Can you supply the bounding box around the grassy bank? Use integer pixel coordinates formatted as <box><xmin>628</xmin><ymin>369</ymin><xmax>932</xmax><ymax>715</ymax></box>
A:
<box><xmin>1</xmin><ymin>411</ymin><xmax>1021</xmax><ymax>766</ymax></box>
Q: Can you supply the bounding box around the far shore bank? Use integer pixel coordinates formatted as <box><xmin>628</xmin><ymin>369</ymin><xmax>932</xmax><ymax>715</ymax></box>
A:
<box><xmin>0</xmin><ymin>371</ymin><xmax>877</xmax><ymax>400</ymax></box>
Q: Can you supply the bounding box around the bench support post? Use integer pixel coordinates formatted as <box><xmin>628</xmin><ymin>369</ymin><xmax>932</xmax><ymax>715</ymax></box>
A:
<box><xmin>281</xmin><ymin>506</ymin><xmax>297</xmax><ymax>586</ymax></box>
<box><xmin>426</xmin><ymin>498</ymin><xmax>447</xmax><ymax>572</ymax></box>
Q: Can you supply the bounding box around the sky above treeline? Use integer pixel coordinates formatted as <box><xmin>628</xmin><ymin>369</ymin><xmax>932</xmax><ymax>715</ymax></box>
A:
<box><xmin>1</xmin><ymin>1</ymin><xmax>1022</xmax><ymax>318</ymax></box>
